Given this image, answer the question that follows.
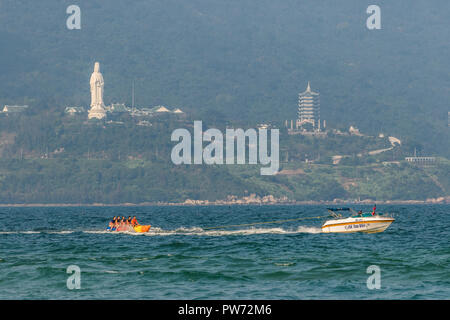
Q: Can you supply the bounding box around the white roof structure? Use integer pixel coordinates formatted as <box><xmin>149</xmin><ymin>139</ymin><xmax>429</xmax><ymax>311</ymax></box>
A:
<box><xmin>3</xmin><ymin>105</ymin><xmax>29</xmax><ymax>113</ymax></box>
<box><xmin>65</xmin><ymin>106</ymin><xmax>85</xmax><ymax>114</ymax></box>
<box><xmin>154</xmin><ymin>106</ymin><xmax>170</xmax><ymax>112</ymax></box>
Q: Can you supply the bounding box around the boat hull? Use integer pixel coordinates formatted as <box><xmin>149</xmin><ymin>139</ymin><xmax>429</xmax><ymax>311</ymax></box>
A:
<box><xmin>321</xmin><ymin>216</ymin><xmax>394</xmax><ymax>234</ymax></box>
<box><xmin>133</xmin><ymin>225</ymin><xmax>151</xmax><ymax>233</ymax></box>
<box><xmin>107</xmin><ymin>225</ymin><xmax>151</xmax><ymax>233</ymax></box>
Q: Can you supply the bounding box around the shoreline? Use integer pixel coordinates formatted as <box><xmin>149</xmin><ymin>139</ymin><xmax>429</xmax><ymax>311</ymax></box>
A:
<box><xmin>0</xmin><ymin>199</ymin><xmax>448</xmax><ymax>207</ymax></box>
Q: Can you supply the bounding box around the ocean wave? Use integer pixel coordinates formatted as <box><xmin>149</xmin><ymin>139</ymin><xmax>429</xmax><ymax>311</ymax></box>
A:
<box><xmin>0</xmin><ymin>230</ymin><xmax>74</xmax><ymax>234</ymax></box>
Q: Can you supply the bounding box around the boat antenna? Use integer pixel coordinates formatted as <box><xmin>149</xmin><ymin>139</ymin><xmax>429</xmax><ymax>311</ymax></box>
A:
<box><xmin>132</xmin><ymin>80</ymin><xmax>135</xmax><ymax>109</ymax></box>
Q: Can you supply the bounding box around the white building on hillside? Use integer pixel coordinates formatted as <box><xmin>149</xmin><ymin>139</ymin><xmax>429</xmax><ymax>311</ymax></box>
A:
<box><xmin>3</xmin><ymin>105</ymin><xmax>28</xmax><ymax>113</ymax></box>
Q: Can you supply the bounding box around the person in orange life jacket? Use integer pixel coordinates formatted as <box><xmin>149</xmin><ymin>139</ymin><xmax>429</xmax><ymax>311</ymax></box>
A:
<box><xmin>131</xmin><ymin>216</ymin><xmax>138</xmax><ymax>226</ymax></box>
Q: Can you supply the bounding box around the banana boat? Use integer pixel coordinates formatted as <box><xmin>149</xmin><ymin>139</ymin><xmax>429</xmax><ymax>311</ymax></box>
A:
<box><xmin>133</xmin><ymin>225</ymin><xmax>151</xmax><ymax>233</ymax></box>
<box><xmin>107</xmin><ymin>224</ymin><xmax>151</xmax><ymax>233</ymax></box>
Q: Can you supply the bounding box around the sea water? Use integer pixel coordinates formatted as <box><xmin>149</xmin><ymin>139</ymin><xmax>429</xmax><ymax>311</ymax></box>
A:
<box><xmin>0</xmin><ymin>205</ymin><xmax>449</xmax><ymax>299</ymax></box>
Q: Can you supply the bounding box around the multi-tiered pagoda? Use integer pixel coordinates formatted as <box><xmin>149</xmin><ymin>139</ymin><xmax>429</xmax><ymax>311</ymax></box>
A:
<box><xmin>296</xmin><ymin>82</ymin><xmax>320</xmax><ymax>131</ymax></box>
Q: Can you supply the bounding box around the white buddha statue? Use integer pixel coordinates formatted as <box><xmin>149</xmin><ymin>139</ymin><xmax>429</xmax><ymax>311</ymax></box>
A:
<box><xmin>88</xmin><ymin>62</ymin><xmax>106</xmax><ymax>119</ymax></box>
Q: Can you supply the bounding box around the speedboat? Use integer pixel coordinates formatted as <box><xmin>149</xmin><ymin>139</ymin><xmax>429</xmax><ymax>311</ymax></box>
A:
<box><xmin>321</xmin><ymin>208</ymin><xmax>394</xmax><ymax>234</ymax></box>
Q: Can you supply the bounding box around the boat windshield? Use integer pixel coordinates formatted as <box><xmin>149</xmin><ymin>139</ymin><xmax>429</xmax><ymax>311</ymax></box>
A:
<box><xmin>327</xmin><ymin>208</ymin><xmax>351</xmax><ymax>218</ymax></box>
<box><xmin>327</xmin><ymin>208</ymin><xmax>384</xmax><ymax>218</ymax></box>
<box><xmin>352</xmin><ymin>213</ymin><xmax>373</xmax><ymax>218</ymax></box>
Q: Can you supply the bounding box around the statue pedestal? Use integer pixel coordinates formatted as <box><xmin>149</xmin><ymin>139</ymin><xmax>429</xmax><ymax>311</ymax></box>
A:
<box><xmin>88</xmin><ymin>105</ymin><xmax>106</xmax><ymax>119</ymax></box>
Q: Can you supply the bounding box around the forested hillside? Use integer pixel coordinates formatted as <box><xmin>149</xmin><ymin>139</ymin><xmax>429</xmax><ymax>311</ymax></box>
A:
<box><xmin>0</xmin><ymin>112</ymin><xmax>448</xmax><ymax>203</ymax></box>
<box><xmin>0</xmin><ymin>0</ymin><xmax>449</xmax><ymax>156</ymax></box>
<box><xmin>0</xmin><ymin>156</ymin><xmax>448</xmax><ymax>203</ymax></box>
<box><xmin>0</xmin><ymin>1</ymin><xmax>449</xmax><ymax>203</ymax></box>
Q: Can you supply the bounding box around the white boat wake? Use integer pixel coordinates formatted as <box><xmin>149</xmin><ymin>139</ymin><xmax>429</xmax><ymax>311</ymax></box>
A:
<box><xmin>0</xmin><ymin>225</ymin><xmax>322</xmax><ymax>236</ymax></box>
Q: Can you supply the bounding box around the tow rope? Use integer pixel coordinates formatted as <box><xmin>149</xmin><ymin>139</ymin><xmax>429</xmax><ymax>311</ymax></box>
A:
<box><xmin>202</xmin><ymin>215</ymin><xmax>331</xmax><ymax>230</ymax></box>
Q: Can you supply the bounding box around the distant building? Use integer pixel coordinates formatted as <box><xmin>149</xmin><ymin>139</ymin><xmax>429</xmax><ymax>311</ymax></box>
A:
<box><xmin>405</xmin><ymin>156</ymin><xmax>436</xmax><ymax>165</ymax></box>
<box><xmin>405</xmin><ymin>148</ymin><xmax>436</xmax><ymax>165</ymax></box>
<box><xmin>65</xmin><ymin>106</ymin><xmax>85</xmax><ymax>115</ymax></box>
<box><xmin>349</xmin><ymin>126</ymin><xmax>362</xmax><ymax>136</ymax></box>
<box><xmin>108</xmin><ymin>103</ymin><xmax>128</xmax><ymax>113</ymax></box>
<box><xmin>129</xmin><ymin>105</ymin><xmax>185</xmax><ymax>117</ymax></box>
<box><xmin>296</xmin><ymin>82</ymin><xmax>320</xmax><ymax>131</ymax></box>
<box><xmin>153</xmin><ymin>105</ymin><xmax>170</xmax><ymax>113</ymax></box>
<box><xmin>257</xmin><ymin>123</ymin><xmax>271</xmax><ymax>129</ymax></box>
<box><xmin>3</xmin><ymin>105</ymin><xmax>28</xmax><ymax>113</ymax></box>
<box><xmin>112</xmin><ymin>103</ymin><xmax>187</xmax><ymax>119</ymax></box>
<box><xmin>285</xmin><ymin>82</ymin><xmax>325</xmax><ymax>136</ymax></box>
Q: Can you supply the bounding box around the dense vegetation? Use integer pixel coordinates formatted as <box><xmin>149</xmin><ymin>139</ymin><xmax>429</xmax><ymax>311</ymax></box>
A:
<box><xmin>0</xmin><ymin>112</ymin><xmax>448</xmax><ymax>203</ymax></box>
<box><xmin>0</xmin><ymin>0</ymin><xmax>449</xmax><ymax>156</ymax></box>
<box><xmin>0</xmin><ymin>156</ymin><xmax>448</xmax><ymax>204</ymax></box>
<box><xmin>0</xmin><ymin>112</ymin><xmax>427</xmax><ymax>163</ymax></box>
<box><xmin>0</xmin><ymin>1</ymin><xmax>449</xmax><ymax>203</ymax></box>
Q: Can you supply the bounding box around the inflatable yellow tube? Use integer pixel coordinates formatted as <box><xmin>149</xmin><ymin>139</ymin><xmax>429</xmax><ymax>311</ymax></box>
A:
<box><xmin>133</xmin><ymin>225</ymin><xmax>151</xmax><ymax>233</ymax></box>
